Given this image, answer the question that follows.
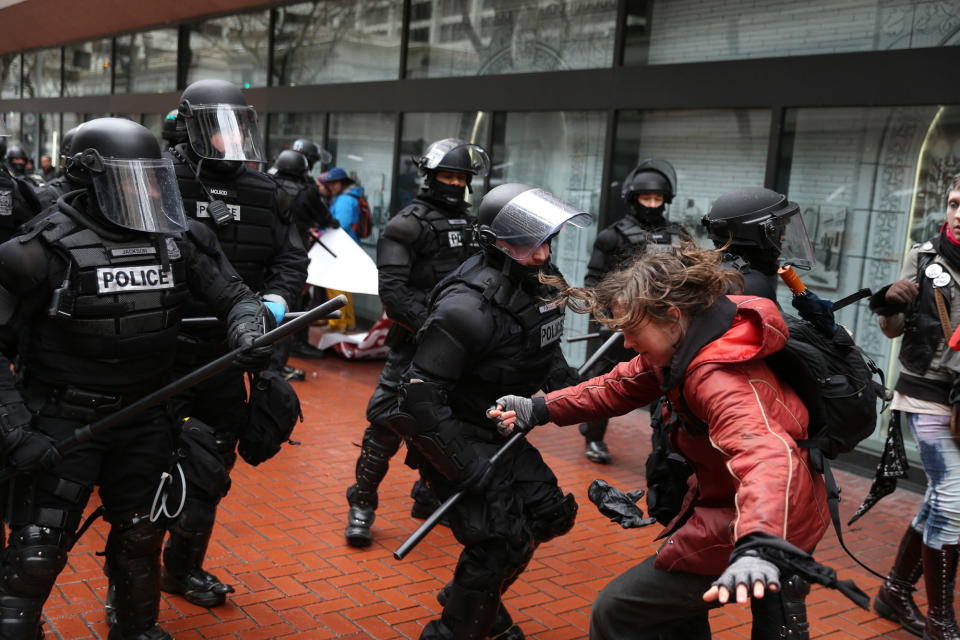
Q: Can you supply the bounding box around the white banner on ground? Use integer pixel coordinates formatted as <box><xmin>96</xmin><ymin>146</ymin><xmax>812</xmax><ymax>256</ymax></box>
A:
<box><xmin>306</xmin><ymin>227</ymin><xmax>379</xmax><ymax>295</ymax></box>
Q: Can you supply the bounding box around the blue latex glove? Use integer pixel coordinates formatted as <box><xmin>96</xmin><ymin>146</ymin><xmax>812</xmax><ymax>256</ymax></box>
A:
<box><xmin>263</xmin><ymin>300</ymin><xmax>286</xmax><ymax>325</ymax></box>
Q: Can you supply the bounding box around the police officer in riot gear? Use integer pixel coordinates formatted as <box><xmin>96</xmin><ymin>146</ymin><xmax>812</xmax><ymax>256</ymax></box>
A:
<box><xmin>0</xmin><ymin>120</ymin><xmax>43</xmax><ymax>242</ymax></box>
<box><xmin>702</xmin><ymin>186</ymin><xmax>814</xmax><ymax>302</ymax></box>
<box><xmin>0</xmin><ymin>117</ymin><xmax>273</xmax><ymax>640</ymax></box>
<box><xmin>163</xmin><ymin>79</ymin><xmax>308</xmax><ymax>607</ymax></box>
<box><xmin>396</xmin><ymin>183</ymin><xmax>588</xmax><ymax>640</ymax></box>
<box><xmin>290</xmin><ymin>138</ymin><xmax>330</xmax><ymax>173</ymax></box>
<box><xmin>344</xmin><ymin>138</ymin><xmax>489</xmax><ymax>548</ymax></box>
<box><xmin>579</xmin><ymin>158</ymin><xmax>692</xmax><ymax>464</ymax></box>
<box><xmin>268</xmin><ymin>148</ymin><xmax>336</xmax><ymax>364</ymax></box>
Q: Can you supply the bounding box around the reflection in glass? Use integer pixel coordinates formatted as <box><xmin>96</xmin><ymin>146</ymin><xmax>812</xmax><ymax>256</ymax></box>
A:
<box><xmin>611</xmin><ymin>109</ymin><xmax>770</xmax><ymax>246</ymax></box>
<box><xmin>64</xmin><ymin>39</ymin><xmax>112</xmax><ymax>96</ymax></box>
<box><xmin>187</xmin><ymin>11</ymin><xmax>270</xmax><ymax>88</ymax></box>
<box><xmin>491</xmin><ymin>110</ymin><xmax>605</xmax><ymax>364</ymax></box>
<box><xmin>399</xmin><ymin>112</ymin><xmax>490</xmax><ymax>211</ymax></box>
<box><xmin>273</xmin><ymin>1</ymin><xmax>402</xmax><ymax>85</ymax></box>
<box><xmin>406</xmin><ymin>0</ymin><xmax>617</xmax><ymax>78</ymax></box>
<box><xmin>115</xmin><ymin>29</ymin><xmax>179</xmax><ymax>94</ymax></box>
<box><xmin>267</xmin><ymin>112</ymin><xmax>327</xmax><ymax>178</ymax></box>
<box><xmin>780</xmin><ymin>105</ymin><xmax>960</xmax><ymax>453</ymax></box>
<box><xmin>623</xmin><ymin>0</ymin><xmax>654</xmax><ymax>65</ymax></box>
<box><xmin>641</xmin><ymin>0</ymin><xmax>960</xmax><ymax>66</ymax></box>
<box><xmin>23</xmin><ymin>48</ymin><xmax>61</xmax><ymax>98</ymax></box>
<box><xmin>1</xmin><ymin>54</ymin><xmax>22</xmax><ymax>100</ymax></box>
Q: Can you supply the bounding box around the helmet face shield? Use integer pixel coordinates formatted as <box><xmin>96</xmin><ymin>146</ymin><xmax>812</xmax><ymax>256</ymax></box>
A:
<box><xmin>776</xmin><ymin>210</ymin><xmax>816</xmax><ymax>270</ymax></box>
<box><xmin>183</xmin><ymin>104</ymin><xmax>265</xmax><ymax>162</ymax></box>
<box><xmin>419</xmin><ymin>139</ymin><xmax>490</xmax><ymax>177</ymax></box>
<box><xmin>489</xmin><ymin>188</ymin><xmax>593</xmax><ymax>260</ymax></box>
<box><xmin>92</xmin><ymin>157</ymin><xmax>188</xmax><ymax>233</ymax></box>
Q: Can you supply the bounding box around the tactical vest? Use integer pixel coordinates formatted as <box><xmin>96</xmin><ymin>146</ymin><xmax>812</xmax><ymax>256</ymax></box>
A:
<box><xmin>169</xmin><ymin>145</ymin><xmax>277</xmax><ymax>294</ymax></box>
<box><xmin>612</xmin><ymin>216</ymin><xmax>687</xmax><ymax>264</ymax></box>
<box><xmin>18</xmin><ymin>210</ymin><xmax>190</xmax><ymax>392</ymax></box>
<box><xmin>901</xmin><ymin>245</ymin><xmax>954</xmax><ymax>375</ymax></box>
<box><xmin>442</xmin><ymin>255</ymin><xmax>566</xmax><ymax>409</ymax></box>
<box><xmin>404</xmin><ymin>200</ymin><xmax>476</xmax><ymax>292</ymax></box>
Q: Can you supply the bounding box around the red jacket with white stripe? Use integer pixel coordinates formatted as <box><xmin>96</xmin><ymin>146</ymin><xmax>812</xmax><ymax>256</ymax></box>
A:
<box><xmin>543</xmin><ymin>295</ymin><xmax>829</xmax><ymax>575</ymax></box>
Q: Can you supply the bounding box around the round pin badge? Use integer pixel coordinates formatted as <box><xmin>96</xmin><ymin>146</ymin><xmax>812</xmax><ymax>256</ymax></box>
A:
<box><xmin>934</xmin><ymin>272</ymin><xmax>952</xmax><ymax>288</ymax></box>
<box><xmin>926</xmin><ymin>263</ymin><xmax>944</xmax><ymax>279</ymax></box>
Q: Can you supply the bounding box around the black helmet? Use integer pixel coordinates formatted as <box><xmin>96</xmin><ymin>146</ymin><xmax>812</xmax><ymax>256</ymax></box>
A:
<box><xmin>65</xmin><ymin>118</ymin><xmax>188</xmax><ymax>233</ymax></box>
<box><xmin>622</xmin><ymin>158</ymin><xmax>677</xmax><ymax>204</ymax></box>
<box><xmin>272</xmin><ymin>149</ymin><xmax>308</xmax><ymax>176</ymax></box>
<box><xmin>59</xmin><ymin>126</ymin><xmax>80</xmax><ymax>171</ymax></box>
<box><xmin>702</xmin><ymin>187</ymin><xmax>815</xmax><ymax>270</ymax></box>
<box><xmin>477</xmin><ymin>183</ymin><xmax>593</xmax><ymax>261</ymax></box>
<box><xmin>416</xmin><ymin>138</ymin><xmax>490</xmax><ymax>178</ymax></box>
<box><xmin>291</xmin><ymin>138</ymin><xmax>331</xmax><ymax>170</ymax></box>
<box><xmin>5</xmin><ymin>145</ymin><xmax>28</xmax><ymax>175</ymax></box>
<box><xmin>178</xmin><ymin>79</ymin><xmax>264</xmax><ymax>162</ymax></box>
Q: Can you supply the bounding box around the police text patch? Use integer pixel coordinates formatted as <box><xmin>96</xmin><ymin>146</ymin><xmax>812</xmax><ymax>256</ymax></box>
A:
<box><xmin>96</xmin><ymin>265</ymin><xmax>174</xmax><ymax>293</ymax></box>
<box><xmin>197</xmin><ymin>201</ymin><xmax>241</xmax><ymax>221</ymax></box>
<box><xmin>448</xmin><ymin>231</ymin><xmax>463</xmax><ymax>248</ymax></box>
<box><xmin>540</xmin><ymin>316</ymin><xmax>564</xmax><ymax>347</ymax></box>
<box><xmin>0</xmin><ymin>189</ymin><xmax>12</xmax><ymax>217</ymax></box>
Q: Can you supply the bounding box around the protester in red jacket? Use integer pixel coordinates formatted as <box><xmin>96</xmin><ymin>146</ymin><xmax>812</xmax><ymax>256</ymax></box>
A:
<box><xmin>490</xmin><ymin>247</ymin><xmax>830</xmax><ymax>639</ymax></box>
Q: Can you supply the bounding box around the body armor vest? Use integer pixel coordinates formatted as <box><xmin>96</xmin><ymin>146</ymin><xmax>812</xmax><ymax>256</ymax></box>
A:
<box><xmin>438</xmin><ymin>254</ymin><xmax>565</xmax><ymax>420</ymax></box>
<box><xmin>18</xmin><ymin>210</ymin><xmax>190</xmax><ymax>392</ymax></box>
<box><xmin>403</xmin><ymin>200</ymin><xmax>476</xmax><ymax>292</ymax></box>
<box><xmin>901</xmin><ymin>246</ymin><xmax>953</xmax><ymax>375</ymax></box>
<box><xmin>169</xmin><ymin>145</ymin><xmax>277</xmax><ymax>296</ymax></box>
<box><xmin>612</xmin><ymin>215</ymin><xmax>687</xmax><ymax>263</ymax></box>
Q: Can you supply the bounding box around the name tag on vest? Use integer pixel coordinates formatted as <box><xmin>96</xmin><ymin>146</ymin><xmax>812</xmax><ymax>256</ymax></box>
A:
<box><xmin>540</xmin><ymin>316</ymin><xmax>564</xmax><ymax>347</ymax></box>
<box><xmin>109</xmin><ymin>246</ymin><xmax>156</xmax><ymax>257</ymax></box>
<box><xmin>197</xmin><ymin>201</ymin><xmax>241</xmax><ymax>221</ymax></box>
<box><xmin>0</xmin><ymin>189</ymin><xmax>12</xmax><ymax>216</ymax></box>
<box><xmin>448</xmin><ymin>219</ymin><xmax>467</xmax><ymax>225</ymax></box>
<box><xmin>96</xmin><ymin>265</ymin><xmax>174</xmax><ymax>293</ymax></box>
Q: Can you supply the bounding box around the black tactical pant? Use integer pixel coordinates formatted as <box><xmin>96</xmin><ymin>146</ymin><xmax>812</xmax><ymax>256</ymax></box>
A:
<box><xmin>421</xmin><ymin>437</ymin><xmax>577</xmax><ymax>639</ymax></box>
<box><xmin>0</xmin><ymin>388</ymin><xmax>174</xmax><ymax>640</ymax></box>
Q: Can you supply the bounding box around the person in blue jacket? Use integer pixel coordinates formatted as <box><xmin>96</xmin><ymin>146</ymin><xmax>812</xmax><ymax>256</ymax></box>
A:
<box><xmin>322</xmin><ymin>167</ymin><xmax>365</xmax><ymax>243</ymax></box>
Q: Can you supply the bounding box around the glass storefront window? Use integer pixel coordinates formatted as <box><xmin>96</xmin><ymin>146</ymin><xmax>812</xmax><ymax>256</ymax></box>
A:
<box><xmin>629</xmin><ymin>0</ymin><xmax>960</xmax><ymax>66</ymax></box>
<box><xmin>398</xmin><ymin>112</ymin><xmax>490</xmax><ymax>210</ymax></box>
<box><xmin>491</xmin><ymin>110</ymin><xmax>606</xmax><ymax>364</ymax></box>
<box><xmin>406</xmin><ymin>0</ymin><xmax>617</xmax><ymax>78</ymax></box>
<box><xmin>115</xmin><ymin>29</ymin><xmax>179</xmax><ymax>94</ymax></box>
<box><xmin>1</xmin><ymin>54</ymin><xmax>22</xmax><ymax>100</ymax></box>
<box><xmin>610</xmin><ymin>109</ymin><xmax>770</xmax><ymax>246</ymax></box>
<box><xmin>266</xmin><ymin>112</ymin><xmax>328</xmax><ymax>178</ymax></box>
<box><xmin>23</xmin><ymin>48</ymin><xmax>61</xmax><ymax>99</ymax></box>
<box><xmin>273</xmin><ymin>1</ymin><xmax>402</xmax><ymax>86</ymax></box>
<box><xmin>64</xmin><ymin>39</ymin><xmax>112</xmax><ymax>96</ymax></box>
<box><xmin>187</xmin><ymin>11</ymin><xmax>270</xmax><ymax>88</ymax></box>
<box><xmin>779</xmin><ymin>105</ymin><xmax>960</xmax><ymax>451</ymax></box>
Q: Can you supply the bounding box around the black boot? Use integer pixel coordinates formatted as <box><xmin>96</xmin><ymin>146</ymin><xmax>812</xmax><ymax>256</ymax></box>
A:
<box><xmin>922</xmin><ymin>543</ymin><xmax>960</xmax><ymax>640</ymax></box>
<box><xmin>875</xmin><ymin>526</ymin><xmax>926</xmax><ymax>637</ymax></box>
<box><xmin>161</xmin><ymin>529</ymin><xmax>234</xmax><ymax>607</ymax></box>
<box><xmin>345</xmin><ymin>433</ymin><xmax>395</xmax><ymax>547</ymax></box>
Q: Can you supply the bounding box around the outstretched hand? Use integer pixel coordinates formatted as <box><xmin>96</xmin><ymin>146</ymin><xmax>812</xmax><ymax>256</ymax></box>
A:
<box><xmin>486</xmin><ymin>395</ymin><xmax>535</xmax><ymax>437</ymax></box>
<box><xmin>703</xmin><ymin>553</ymin><xmax>779</xmax><ymax>604</ymax></box>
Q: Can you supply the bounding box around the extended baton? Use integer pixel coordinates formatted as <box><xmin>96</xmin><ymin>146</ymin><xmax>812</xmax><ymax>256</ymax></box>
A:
<box><xmin>179</xmin><ymin>309</ymin><xmax>342</xmax><ymax>328</ymax></box>
<box><xmin>0</xmin><ymin>295</ymin><xmax>347</xmax><ymax>483</ymax></box>
<box><xmin>577</xmin><ymin>331</ymin><xmax>624</xmax><ymax>377</ymax></box>
<box><xmin>393</xmin><ymin>428</ymin><xmax>529</xmax><ymax>561</ymax></box>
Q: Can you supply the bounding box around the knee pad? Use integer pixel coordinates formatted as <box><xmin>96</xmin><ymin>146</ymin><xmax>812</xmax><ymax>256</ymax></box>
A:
<box><xmin>528</xmin><ymin>492</ymin><xmax>578</xmax><ymax>543</ymax></box>
<box><xmin>1</xmin><ymin>525</ymin><xmax>71</xmax><ymax>598</ymax></box>
<box><xmin>456</xmin><ymin>539</ymin><xmax>532</xmax><ymax>592</ymax></box>
<box><xmin>361</xmin><ymin>426</ymin><xmax>402</xmax><ymax>458</ymax></box>
<box><xmin>105</xmin><ymin>513</ymin><xmax>165</xmax><ymax>563</ymax></box>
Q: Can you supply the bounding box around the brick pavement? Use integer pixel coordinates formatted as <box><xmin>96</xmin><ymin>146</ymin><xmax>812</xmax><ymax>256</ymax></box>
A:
<box><xmin>40</xmin><ymin>345</ymin><xmax>938</xmax><ymax>639</ymax></box>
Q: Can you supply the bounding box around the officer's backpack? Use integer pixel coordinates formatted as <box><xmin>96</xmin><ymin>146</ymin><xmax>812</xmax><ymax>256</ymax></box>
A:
<box><xmin>766</xmin><ymin>314</ymin><xmax>886</xmax><ymax>460</ymax></box>
<box><xmin>347</xmin><ymin>192</ymin><xmax>373</xmax><ymax>239</ymax></box>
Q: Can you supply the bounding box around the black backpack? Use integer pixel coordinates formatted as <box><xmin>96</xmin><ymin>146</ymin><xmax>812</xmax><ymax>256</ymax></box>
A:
<box><xmin>239</xmin><ymin>371</ymin><xmax>304</xmax><ymax>466</ymax></box>
<box><xmin>766</xmin><ymin>314</ymin><xmax>886</xmax><ymax>460</ymax></box>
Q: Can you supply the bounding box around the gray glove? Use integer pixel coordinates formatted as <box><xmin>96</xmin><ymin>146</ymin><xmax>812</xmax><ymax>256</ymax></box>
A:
<box><xmin>488</xmin><ymin>395</ymin><xmax>535</xmax><ymax>437</ymax></box>
<box><xmin>712</xmin><ymin>551</ymin><xmax>780</xmax><ymax>596</ymax></box>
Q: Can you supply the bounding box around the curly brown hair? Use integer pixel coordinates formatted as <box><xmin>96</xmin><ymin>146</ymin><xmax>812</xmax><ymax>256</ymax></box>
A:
<box><xmin>546</xmin><ymin>247</ymin><xmax>744</xmax><ymax>329</ymax></box>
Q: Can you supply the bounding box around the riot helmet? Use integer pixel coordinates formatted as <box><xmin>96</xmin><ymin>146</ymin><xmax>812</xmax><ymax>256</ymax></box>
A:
<box><xmin>64</xmin><ymin>118</ymin><xmax>188</xmax><ymax>234</ymax></box>
<box><xmin>5</xmin><ymin>145</ymin><xmax>28</xmax><ymax>176</ymax></box>
<box><xmin>702</xmin><ymin>186</ymin><xmax>815</xmax><ymax>271</ymax></box>
<box><xmin>291</xmin><ymin>138</ymin><xmax>331</xmax><ymax>171</ymax></box>
<box><xmin>271</xmin><ymin>149</ymin><xmax>309</xmax><ymax>177</ymax></box>
<box><xmin>416</xmin><ymin>138</ymin><xmax>490</xmax><ymax>209</ymax></box>
<box><xmin>477</xmin><ymin>183</ymin><xmax>593</xmax><ymax>261</ymax></box>
<box><xmin>59</xmin><ymin>126</ymin><xmax>79</xmax><ymax>172</ymax></box>
<box><xmin>161</xmin><ymin>108</ymin><xmax>186</xmax><ymax>148</ymax></box>
<box><xmin>621</xmin><ymin>158</ymin><xmax>677</xmax><ymax>224</ymax></box>
<box><xmin>177</xmin><ymin>79</ymin><xmax>265</xmax><ymax>163</ymax></box>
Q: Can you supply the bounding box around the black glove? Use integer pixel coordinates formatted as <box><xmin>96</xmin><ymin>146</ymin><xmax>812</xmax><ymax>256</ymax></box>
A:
<box><xmin>1</xmin><ymin>403</ymin><xmax>61</xmax><ymax>472</ymax></box>
<box><xmin>587</xmin><ymin>479</ymin><xmax>656</xmax><ymax>528</ymax></box>
<box><xmin>227</xmin><ymin>300</ymin><xmax>277</xmax><ymax>372</ymax></box>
